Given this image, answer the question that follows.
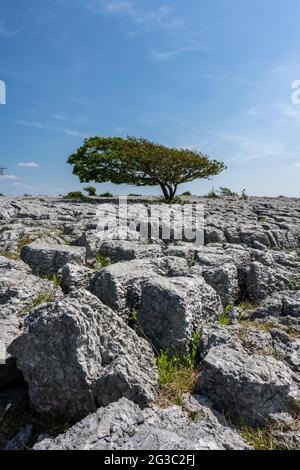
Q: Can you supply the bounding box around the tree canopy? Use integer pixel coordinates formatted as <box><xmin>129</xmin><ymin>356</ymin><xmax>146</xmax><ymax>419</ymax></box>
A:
<box><xmin>68</xmin><ymin>136</ymin><xmax>226</xmax><ymax>201</ymax></box>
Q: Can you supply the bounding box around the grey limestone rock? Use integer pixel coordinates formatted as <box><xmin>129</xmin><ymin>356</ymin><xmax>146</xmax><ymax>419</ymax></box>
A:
<box><xmin>20</xmin><ymin>242</ymin><xmax>86</xmax><ymax>275</ymax></box>
<box><xmin>8</xmin><ymin>290</ymin><xmax>158</xmax><ymax>418</ymax></box>
<box><xmin>34</xmin><ymin>397</ymin><xmax>249</xmax><ymax>450</ymax></box>
<box><xmin>196</xmin><ymin>325</ymin><xmax>300</xmax><ymax>427</ymax></box>
<box><xmin>137</xmin><ymin>275</ymin><xmax>223</xmax><ymax>354</ymax></box>
<box><xmin>58</xmin><ymin>263</ymin><xmax>95</xmax><ymax>292</ymax></box>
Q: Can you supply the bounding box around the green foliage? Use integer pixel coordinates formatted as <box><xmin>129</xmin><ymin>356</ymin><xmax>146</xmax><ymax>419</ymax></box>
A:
<box><xmin>68</xmin><ymin>136</ymin><xmax>226</xmax><ymax>202</ymax></box>
<box><xmin>156</xmin><ymin>331</ymin><xmax>201</xmax><ymax>406</ymax></box>
<box><xmin>218</xmin><ymin>312</ymin><xmax>231</xmax><ymax>327</ymax></box>
<box><xmin>204</xmin><ymin>188</ymin><xmax>220</xmax><ymax>199</ymax></box>
<box><xmin>238</xmin><ymin>302</ymin><xmax>255</xmax><ymax>312</ymax></box>
<box><xmin>128</xmin><ymin>193</ymin><xmax>142</xmax><ymax>197</ymax></box>
<box><xmin>16</xmin><ymin>234</ymin><xmax>33</xmax><ymax>252</ymax></box>
<box><xmin>0</xmin><ymin>235</ymin><xmax>34</xmax><ymax>260</ymax></box>
<box><xmin>0</xmin><ymin>193</ymin><xmax>4</xmax><ymax>197</ymax></box>
<box><xmin>189</xmin><ymin>330</ymin><xmax>201</xmax><ymax>365</ymax></box>
<box><xmin>187</xmin><ymin>259</ymin><xmax>195</xmax><ymax>268</ymax></box>
<box><xmin>99</xmin><ymin>191</ymin><xmax>113</xmax><ymax>197</ymax></box>
<box><xmin>217</xmin><ymin>304</ymin><xmax>232</xmax><ymax>326</ymax></box>
<box><xmin>240</xmin><ymin>423</ymin><xmax>299</xmax><ymax>450</ymax></box>
<box><xmin>158</xmin><ymin>195</ymin><xmax>191</xmax><ymax>205</ymax></box>
<box><xmin>63</xmin><ymin>191</ymin><xmax>86</xmax><ymax>200</ymax></box>
<box><xmin>83</xmin><ymin>186</ymin><xmax>96</xmax><ymax>196</ymax></box>
<box><xmin>218</xmin><ymin>187</ymin><xmax>238</xmax><ymax>197</ymax></box>
<box><xmin>238</xmin><ymin>319</ymin><xmax>300</xmax><ymax>340</ymax></box>
<box><xmin>156</xmin><ymin>352</ymin><xmax>178</xmax><ymax>386</ymax></box>
<box><xmin>204</xmin><ymin>187</ymin><xmax>245</xmax><ymax>199</ymax></box>
<box><xmin>181</xmin><ymin>191</ymin><xmax>192</xmax><ymax>196</ymax></box>
<box><xmin>39</xmin><ymin>274</ymin><xmax>69</xmax><ymax>294</ymax></box>
<box><xmin>156</xmin><ymin>331</ymin><xmax>200</xmax><ymax>386</ymax></box>
<box><xmin>128</xmin><ymin>310</ymin><xmax>138</xmax><ymax>326</ymax></box>
<box><xmin>96</xmin><ymin>253</ymin><xmax>113</xmax><ymax>268</ymax></box>
<box><xmin>0</xmin><ymin>251</ymin><xmax>19</xmax><ymax>260</ymax></box>
<box><xmin>23</xmin><ymin>193</ymin><xmax>32</xmax><ymax>197</ymax></box>
<box><xmin>22</xmin><ymin>290</ymin><xmax>54</xmax><ymax>314</ymax></box>
<box><xmin>240</xmin><ymin>189</ymin><xmax>248</xmax><ymax>200</ymax></box>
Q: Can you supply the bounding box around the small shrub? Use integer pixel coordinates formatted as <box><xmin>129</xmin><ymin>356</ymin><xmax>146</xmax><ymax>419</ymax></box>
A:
<box><xmin>39</xmin><ymin>274</ymin><xmax>69</xmax><ymax>294</ymax></box>
<box><xmin>218</xmin><ymin>312</ymin><xmax>231</xmax><ymax>327</ymax></box>
<box><xmin>99</xmin><ymin>191</ymin><xmax>113</xmax><ymax>198</ymax></box>
<box><xmin>83</xmin><ymin>186</ymin><xmax>97</xmax><ymax>196</ymax></box>
<box><xmin>0</xmin><ymin>193</ymin><xmax>4</xmax><ymax>197</ymax></box>
<box><xmin>240</xmin><ymin>189</ymin><xmax>248</xmax><ymax>200</ymax></box>
<box><xmin>159</xmin><ymin>196</ymin><xmax>191</xmax><ymax>205</ymax></box>
<box><xmin>96</xmin><ymin>253</ymin><xmax>113</xmax><ymax>268</ymax></box>
<box><xmin>22</xmin><ymin>290</ymin><xmax>54</xmax><ymax>314</ymax></box>
<box><xmin>218</xmin><ymin>187</ymin><xmax>238</xmax><ymax>197</ymax></box>
<box><xmin>63</xmin><ymin>191</ymin><xmax>86</xmax><ymax>200</ymax></box>
<box><xmin>16</xmin><ymin>234</ymin><xmax>33</xmax><ymax>252</ymax></box>
<box><xmin>156</xmin><ymin>331</ymin><xmax>201</xmax><ymax>406</ymax></box>
<box><xmin>238</xmin><ymin>302</ymin><xmax>255</xmax><ymax>312</ymax></box>
<box><xmin>128</xmin><ymin>193</ymin><xmax>142</xmax><ymax>197</ymax></box>
<box><xmin>204</xmin><ymin>188</ymin><xmax>220</xmax><ymax>199</ymax></box>
<box><xmin>181</xmin><ymin>191</ymin><xmax>192</xmax><ymax>196</ymax></box>
<box><xmin>128</xmin><ymin>310</ymin><xmax>138</xmax><ymax>327</ymax></box>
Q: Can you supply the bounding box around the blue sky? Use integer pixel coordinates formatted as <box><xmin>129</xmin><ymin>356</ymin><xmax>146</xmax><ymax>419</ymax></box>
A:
<box><xmin>1</xmin><ymin>0</ymin><xmax>300</xmax><ymax>197</ymax></box>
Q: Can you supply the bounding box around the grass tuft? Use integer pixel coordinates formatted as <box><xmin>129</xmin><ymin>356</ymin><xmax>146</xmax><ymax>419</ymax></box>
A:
<box><xmin>96</xmin><ymin>254</ymin><xmax>113</xmax><ymax>268</ymax></box>
<box><xmin>218</xmin><ymin>313</ymin><xmax>231</xmax><ymax>327</ymax></box>
<box><xmin>39</xmin><ymin>273</ymin><xmax>69</xmax><ymax>294</ymax></box>
<box><xmin>238</xmin><ymin>320</ymin><xmax>300</xmax><ymax>340</ymax></box>
<box><xmin>240</xmin><ymin>423</ymin><xmax>299</xmax><ymax>450</ymax></box>
<box><xmin>21</xmin><ymin>290</ymin><xmax>54</xmax><ymax>314</ymax></box>
<box><xmin>128</xmin><ymin>310</ymin><xmax>138</xmax><ymax>327</ymax></box>
<box><xmin>0</xmin><ymin>251</ymin><xmax>20</xmax><ymax>260</ymax></box>
<box><xmin>156</xmin><ymin>331</ymin><xmax>200</xmax><ymax>407</ymax></box>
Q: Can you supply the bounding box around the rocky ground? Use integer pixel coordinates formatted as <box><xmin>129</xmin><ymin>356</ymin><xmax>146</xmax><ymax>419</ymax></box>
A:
<box><xmin>0</xmin><ymin>195</ymin><xmax>299</xmax><ymax>450</ymax></box>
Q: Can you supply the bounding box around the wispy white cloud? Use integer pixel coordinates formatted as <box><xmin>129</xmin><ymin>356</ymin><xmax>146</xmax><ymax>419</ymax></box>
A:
<box><xmin>150</xmin><ymin>43</ymin><xmax>209</xmax><ymax>62</ymax></box>
<box><xmin>214</xmin><ymin>132</ymin><xmax>295</xmax><ymax>163</ymax></box>
<box><xmin>246</xmin><ymin>102</ymin><xmax>300</xmax><ymax>120</ymax></box>
<box><xmin>276</xmin><ymin>103</ymin><xmax>300</xmax><ymax>120</ymax></box>
<box><xmin>11</xmin><ymin>182</ymin><xmax>31</xmax><ymax>188</ymax></box>
<box><xmin>0</xmin><ymin>174</ymin><xmax>20</xmax><ymax>180</ymax></box>
<box><xmin>14</xmin><ymin>119</ymin><xmax>45</xmax><ymax>129</ymax></box>
<box><xmin>50</xmin><ymin>113</ymin><xmax>67</xmax><ymax>121</ymax></box>
<box><xmin>180</xmin><ymin>66</ymin><xmax>261</xmax><ymax>90</ymax></box>
<box><xmin>84</xmin><ymin>1</ymin><xmax>209</xmax><ymax>62</ymax></box>
<box><xmin>65</xmin><ymin>129</ymin><xmax>88</xmax><ymax>138</ymax></box>
<box><xmin>87</xmin><ymin>0</ymin><xmax>182</xmax><ymax>31</ymax></box>
<box><xmin>17</xmin><ymin>162</ymin><xmax>40</xmax><ymax>168</ymax></box>
<box><xmin>246</xmin><ymin>106</ymin><xmax>264</xmax><ymax>116</ymax></box>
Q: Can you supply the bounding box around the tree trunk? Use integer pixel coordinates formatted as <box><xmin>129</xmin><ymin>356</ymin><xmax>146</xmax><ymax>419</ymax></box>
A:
<box><xmin>159</xmin><ymin>183</ymin><xmax>170</xmax><ymax>201</ymax></box>
<box><xmin>170</xmin><ymin>184</ymin><xmax>178</xmax><ymax>201</ymax></box>
<box><xmin>159</xmin><ymin>183</ymin><xmax>178</xmax><ymax>202</ymax></box>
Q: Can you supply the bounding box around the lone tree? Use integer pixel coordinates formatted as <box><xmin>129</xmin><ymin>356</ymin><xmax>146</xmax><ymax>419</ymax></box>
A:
<box><xmin>68</xmin><ymin>136</ymin><xmax>226</xmax><ymax>201</ymax></box>
<box><xmin>0</xmin><ymin>166</ymin><xmax>5</xmax><ymax>175</ymax></box>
